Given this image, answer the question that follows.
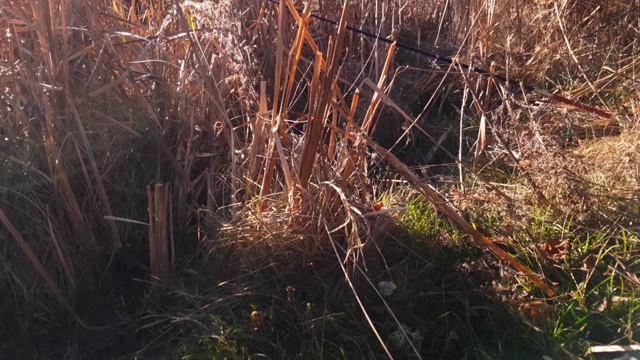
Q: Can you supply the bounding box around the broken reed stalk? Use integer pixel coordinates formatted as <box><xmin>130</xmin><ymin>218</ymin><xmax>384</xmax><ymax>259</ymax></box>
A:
<box><xmin>147</xmin><ymin>183</ymin><xmax>172</xmax><ymax>282</ymax></box>
<box><xmin>339</xmin><ymin>89</ymin><xmax>360</xmax><ymax>190</ymax></box>
<box><xmin>298</xmin><ymin>6</ymin><xmax>348</xmax><ymax>190</ymax></box>
<box><xmin>362</xmin><ymin>78</ymin><xmax>514</xmax><ymax>202</ymax></box>
<box><xmin>247</xmin><ymin>81</ymin><xmax>269</xmax><ymax>195</ymax></box>
<box><xmin>364</xmin><ymin>135</ymin><xmax>555</xmax><ymax>296</ymax></box>
<box><xmin>347</xmin><ymin>78</ymin><xmax>553</xmax><ymax>295</ymax></box>
<box><xmin>280</xmin><ymin>1</ymin><xmax>311</xmax><ymax>120</ymax></box>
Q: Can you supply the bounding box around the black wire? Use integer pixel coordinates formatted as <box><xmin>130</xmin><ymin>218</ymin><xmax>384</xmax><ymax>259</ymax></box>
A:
<box><xmin>265</xmin><ymin>0</ymin><xmax>536</xmax><ymax>93</ymax></box>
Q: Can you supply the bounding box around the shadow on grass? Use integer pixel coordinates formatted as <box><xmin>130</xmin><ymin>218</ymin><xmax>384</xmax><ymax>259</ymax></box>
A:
<box><xmin>3</xmin><ymin>201</ymin><xmax>638</xmax><ymax>360</ymax></box>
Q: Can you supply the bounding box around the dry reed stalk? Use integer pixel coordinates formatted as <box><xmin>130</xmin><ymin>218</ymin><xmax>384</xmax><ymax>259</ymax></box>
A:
<box><xmin>361</xmin><ymin>77</ymin><xmax>514</xmax><ymax>202</ymax></box>
<box><xmin>361</xmin><ymin>134</ymin><xmax>556</xmax><ymax>296</ymax></box>
<box><xmin>472</xmin><ymin>114</ymin><xmax>487</xmax><ymax>170</ymax></box>
<box><xmin>247</xmin><ymin>81</ymin><xmax>269</xmax><ymax>194</ymax></box>
<box><xmin>296</xmin><ymin>51</ymin><xmax>325</xmax><ymax>190</ymax></box>
<box><xmin>68</xmin><ymin>99</ymin><xmax>123</xmax><ymax>250</ymax></box>
<box><xmin>285</xmin><ymin>0</ymin><xmax>319</xmax><ymax>53</ymax></box>
<box><xmin>258</xmin><ymin>123</ymin><xmax>281</xmax><ymax>211</ymax></box>
<box><xmin>258</xmin><ymin>0</ymin><xmax>289</xmax><ymax>210</ymax></box>
<box><xmin>459</xmin><ymin>83</ymin><xmax>469</xmax><ymax>187</ymax></box>
<box><xmin>339</xmin><ymin>89</ymin><xmax>360</xmax><ymax>190</ymax></box>
<box><xmin>273</xmin><ymin>127</ymin><xmax>295</xmax><ymax>192</ymax></box>
<box><xmin>271</xmin><ymin>0</ymin><xmax>286</xmax><ymax>119</ymax></box>
<box><xmin>280</xmin><ymin>1</ymin><xmax>312</xmax><ymax>119</ymax></box>
<box><xmin>298</xmin><ymin>6</ymin><xmax>348</xmax><ymax>189</ymax></box>
<box><xmin>328</xmin><ymin>97</ymin><xmax>339</xmax><ymax>161</ymax></box>
<box><xmin>360</xmin><ymin>42</ymin><xmax>396</xmax><ymax>135</ymax></box>
<box><xmin>573</xmin><ymin>119</ymin><xmax>622</xmax><ymax>139</ymax></box>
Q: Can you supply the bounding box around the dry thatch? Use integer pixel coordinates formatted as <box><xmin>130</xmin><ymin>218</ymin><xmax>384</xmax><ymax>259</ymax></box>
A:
<box><xmin>1</xmin><ymin>0</ymin><xmax>639</xmax><ymax>358</ymax></box>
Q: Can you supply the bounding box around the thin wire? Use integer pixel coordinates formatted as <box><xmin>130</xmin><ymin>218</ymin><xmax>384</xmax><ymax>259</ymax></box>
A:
<box><xmin>265</xmin><ymin>0</ymin><xmax>616</xmax><ymax>120</ymax></box>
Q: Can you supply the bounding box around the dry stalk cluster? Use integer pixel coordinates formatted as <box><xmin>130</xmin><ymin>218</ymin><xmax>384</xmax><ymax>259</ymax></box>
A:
<box><xmin>0</xmin><ymin>0</ymin><xmax>260</xmax><ymax>322</ymax></box>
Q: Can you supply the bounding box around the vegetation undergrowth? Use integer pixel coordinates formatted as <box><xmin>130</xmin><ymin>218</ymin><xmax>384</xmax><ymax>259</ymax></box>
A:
<box><xmin>1</xmin><ymin>0</ymin><xmax>639</xmax><ymax>359</ymax></box>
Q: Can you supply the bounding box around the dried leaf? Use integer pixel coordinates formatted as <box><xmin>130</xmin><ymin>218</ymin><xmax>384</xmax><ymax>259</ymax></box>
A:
<box><xmin>542</xmin><ymin>238</ymin><xmax>569</xmax><ymax>258</ymax></box>
<box><xmin>521</xmin><ymin>301</ymin><xmax>555</xmax><ymax>328</ymax></box>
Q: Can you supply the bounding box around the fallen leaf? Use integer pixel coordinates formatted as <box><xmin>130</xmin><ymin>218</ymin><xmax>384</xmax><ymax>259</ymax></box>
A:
<box><xmin>521</xmin><ymin>301</ymin><xmax>555</xmax><ymax>328</ymax></box>
<box><xmin>542</xmin><ymin>238</ymin><xmax>569</xmax><ymax>258</ymax></box>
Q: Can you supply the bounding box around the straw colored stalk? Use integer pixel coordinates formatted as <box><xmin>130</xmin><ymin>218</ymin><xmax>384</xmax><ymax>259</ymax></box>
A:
<box><xmin>247</xmin><ymin>81</ymin><xmax>270</xmax><ymax>194</ymax></box>
<box><xmin>298</xmin><ymin>6</ymin><xmax>348</xmax><ymax>190</ymax></box>
<box><xmin>362</xmin><ymin>133</ymin><xmax>555</xmax><ymax>296</ymax></box>
<box><xmin>339</xmin><ymin>89</ymin><xmax>360</xmax><ymax>190</ymax></box>
<box><xmin>360</xmin><ymin>42</ymin><xmax>397</xmax><ymax>134</ymax></box>
<box><xmin>26</xmin><ymin>0</ymin><xmax>98</xmax><ymax>251</ymax></box>
<box><xmin>351</xmin><ymin>42</ymin><xmax>396</xmax><ymax>177</ymax></box>
<box><xmin>284</xmin><ymin>0</ymin><xmax>319</xmax><ymax>53</ymax></box>
<box><xmin>258</xmin><ymin>0</ymin><xmax>288</xmax><ymax>210</ymax></box>
<box><xmin>280</xmin><ymin>1</ymin><xmax>312</xmax><ymax>119</ymax></box>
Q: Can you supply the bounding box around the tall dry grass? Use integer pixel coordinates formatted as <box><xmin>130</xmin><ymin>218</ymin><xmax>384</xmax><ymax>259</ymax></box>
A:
<box><xmin>0</xmin><ymin>0</ymin><xmax>260</xmax><ymax>343</ymax></box>
<box><xmin>0</xmin><ymin>0</ymin><xmax>638</xmax><ymax>357</ymax></box>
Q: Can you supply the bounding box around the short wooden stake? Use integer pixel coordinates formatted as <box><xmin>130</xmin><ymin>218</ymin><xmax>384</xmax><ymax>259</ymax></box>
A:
<box><xmin>147</xmin><ymin>183</ymin><xmax>172</xmax><ymax>283</ymax></box>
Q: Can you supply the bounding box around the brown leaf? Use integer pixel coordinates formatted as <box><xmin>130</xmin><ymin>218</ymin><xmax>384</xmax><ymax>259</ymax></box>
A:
<box><xmin>542</xmin><ymin>238</ymin><xmax>569</xmax><ymax>258</ymax></box>
<box><xmin>521</xmin><ymin>301</ymin><xmax>555</xmax><ymax>328</ymax></box>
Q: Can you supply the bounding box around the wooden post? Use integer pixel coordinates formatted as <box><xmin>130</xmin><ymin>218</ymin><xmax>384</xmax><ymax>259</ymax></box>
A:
<box><xmin>147</xmin><ymin>183</ymin><xmax>172</xmax><ymax>283</ymax></box>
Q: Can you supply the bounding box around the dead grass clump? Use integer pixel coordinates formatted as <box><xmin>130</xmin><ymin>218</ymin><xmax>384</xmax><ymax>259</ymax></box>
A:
<box><xmin>461</xmin><ymin>97</ymin><xmax>638</xmax><ymax>235</ymax></box>
<box><xmin>207</xmin><ymin>2</ymin><xmax>382</xmax><ymax>271</ymax></box>
<box><xmin>1</xmin><ymin>0</ymin><xmax>260</xmax><ymax>355</ymax></box>
<box><xmin>571</xmin><ymin>129</ymin><xmax>640</xmax><ymax>222</ymax></box>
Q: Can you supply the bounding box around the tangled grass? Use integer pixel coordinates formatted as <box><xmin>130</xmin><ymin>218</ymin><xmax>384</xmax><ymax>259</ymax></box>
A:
<box><xmin>1</xmin><ymin>0</ymin><xmax>639</xmax><ymax>358</ymax></box>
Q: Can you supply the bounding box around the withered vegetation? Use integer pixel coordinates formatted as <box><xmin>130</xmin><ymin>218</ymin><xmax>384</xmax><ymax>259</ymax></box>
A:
<box><xmin>1</xmin><ymin>0</ymin><xmax>638</xmax><ymax>358</ymax></box>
